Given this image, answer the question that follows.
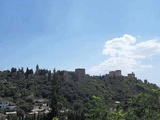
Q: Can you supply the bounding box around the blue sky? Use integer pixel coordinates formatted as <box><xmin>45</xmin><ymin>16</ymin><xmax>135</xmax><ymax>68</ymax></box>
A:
<box><xmin>0</xmin><ymin>0</ymin><xmax>160</xmax><ymax>85</ymax></box>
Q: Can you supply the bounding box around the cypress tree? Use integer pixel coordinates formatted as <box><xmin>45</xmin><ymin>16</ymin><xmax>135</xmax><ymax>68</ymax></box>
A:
<box><xmin>48</xmin><ymin>70</ymin><xmax>51</xmax><ymax>81</ymax></box>
<box><xmin>48</xmin><ymin>69</ymin><xmax>61</xmax><ymax>119</ymax></box>
<box><xmin>25</xmin><ymin>67</ymin><xmax>29</xmax><ymax>78</ymax></box>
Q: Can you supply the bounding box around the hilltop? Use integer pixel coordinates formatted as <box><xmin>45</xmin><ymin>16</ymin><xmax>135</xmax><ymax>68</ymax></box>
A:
<box><xmin>0</xmin><ymin>65</ymin><xmax>159</xmax><ymax>119</ymax></box>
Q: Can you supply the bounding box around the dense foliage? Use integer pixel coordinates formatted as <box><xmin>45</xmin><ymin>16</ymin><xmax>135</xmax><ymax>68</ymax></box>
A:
<box><xmin>0</xmin><ymin>66</ymin><xmax>159</xmax><ymax>119</ymax></box>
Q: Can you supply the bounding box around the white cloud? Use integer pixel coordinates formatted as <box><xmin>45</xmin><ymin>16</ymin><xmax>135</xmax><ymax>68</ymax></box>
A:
<box><xmin>89</xmin><ymin>34</ymin><xmax>160</xmax><ymax>75</ymax></box>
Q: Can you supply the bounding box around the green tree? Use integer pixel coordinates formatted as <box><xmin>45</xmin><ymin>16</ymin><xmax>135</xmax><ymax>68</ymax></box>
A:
<box><xmin>87</xmin><ymin>96</ymin><xmax>108</xmax><ymax>120</ymax></box>
<box><xmin>52</xmin><ymin>117</ymin><xmax>59</xmax><ymax>120</ymax></box>
<box><xmin>48</xmin><ymin>69</ymin><xmax>61</xmax><ymax>120</ymax></box>
<box><xmin>25</xmin><ymin>67</ymin><xmax>29</xmax><ymax>78</ymax></box>
<box><xmin>128</xmin><ymin>89</ymin><xmax>160</xmax><ymax>119</ymax></box>
<box><xmin>48</xmin><ymin>70</ymin><xmax>51</xmax><ymax>81</ymax></box>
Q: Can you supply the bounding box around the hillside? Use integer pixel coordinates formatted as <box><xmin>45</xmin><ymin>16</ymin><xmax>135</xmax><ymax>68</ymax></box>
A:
<box><xmin>0</xmin><ymin>66</ymin><xmax>159</xmax><ymax>119</ymax></box>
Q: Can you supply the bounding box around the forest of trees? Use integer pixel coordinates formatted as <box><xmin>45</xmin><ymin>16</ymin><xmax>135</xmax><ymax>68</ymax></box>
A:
<box><xmin>0</xmin><ymin>65</ymin><xmax>160</xmax><ymax>120</ymax></box>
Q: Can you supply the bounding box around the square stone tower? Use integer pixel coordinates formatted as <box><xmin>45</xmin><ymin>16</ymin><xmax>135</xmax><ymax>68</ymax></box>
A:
<box><xmin>75</xmin><ymin>68</ymin><xmax>85</xmax><ymax>77</ymax></box>
<box><xmin>115</xmin><ymin>70</ymin><xmax>121</xmax><ymax>77</ymax></box>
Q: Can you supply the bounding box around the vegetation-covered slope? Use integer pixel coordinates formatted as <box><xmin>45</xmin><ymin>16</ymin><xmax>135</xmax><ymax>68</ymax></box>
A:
<box><xmin>0</xmin><ymin>66</ymin><xmax>159</xmax><ymax>119</ymax></box>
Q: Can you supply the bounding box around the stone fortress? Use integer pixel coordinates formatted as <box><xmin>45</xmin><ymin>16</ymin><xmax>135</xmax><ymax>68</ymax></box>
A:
<box><xmin>62</xmin><ymin>68</ymin><xmax>136</xmax><ymax>81</ymax></box>
<box><xmin>34</xmin><ymin>65</ymin><xmax>136</xmax><ymax>80</ymax></box>
<box><xmin>107</xmin><ymin>70</ymin><xmax>135</xmax><ymax>78</ymax></box>
<box><xmin>63</xmin><ymin>68</ymin><xmax>86</xmax><ymax>81</ymax></box>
